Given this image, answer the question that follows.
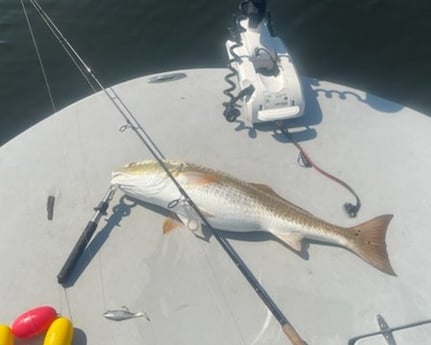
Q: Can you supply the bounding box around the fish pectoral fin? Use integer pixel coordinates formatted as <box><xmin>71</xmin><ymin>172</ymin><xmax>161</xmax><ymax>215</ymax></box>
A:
<box><xmin>162</xmin><ymin>216</ymin><xmax>184</xmax><ymax>234</ymax></box>
<box><xmin>272</xmin><ymin>231</ymin><xmax>304</xmax><ymax>252</ymax></box>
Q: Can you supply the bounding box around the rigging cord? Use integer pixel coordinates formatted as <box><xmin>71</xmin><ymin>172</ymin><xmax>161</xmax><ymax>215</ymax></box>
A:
<box><xmin>26</xmin><ymin>1</ymin><xmax>306</xmax><ymax>343</ymax></box>
<box><xmin>275</xmin><ymin>121</ymin><xmax>361</xmax><ymax>217</ymax></box>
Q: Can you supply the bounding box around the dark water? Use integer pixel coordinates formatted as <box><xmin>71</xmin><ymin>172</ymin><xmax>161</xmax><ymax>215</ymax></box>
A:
<box><xmin>1</xmin><ymin>0</ymin><xmax>430</xmax><ymax>145</ymax></box>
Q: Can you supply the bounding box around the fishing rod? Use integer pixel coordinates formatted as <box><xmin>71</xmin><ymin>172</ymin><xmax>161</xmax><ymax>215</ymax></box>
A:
<box><xmin>26</xmin><ymin>1</ymin><xmax>307</xmax><ymax>343</ymax></box>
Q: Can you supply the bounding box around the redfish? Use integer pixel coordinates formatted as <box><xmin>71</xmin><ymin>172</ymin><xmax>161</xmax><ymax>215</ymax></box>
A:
<box><xmin>111</xmin><ymin>160</ymin><xmax>395</xmax><ymax>275</ymax></box>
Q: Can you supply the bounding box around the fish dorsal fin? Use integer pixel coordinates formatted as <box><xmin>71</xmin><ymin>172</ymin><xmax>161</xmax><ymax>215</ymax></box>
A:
<box><xmin>181</xmin><ymin>171</ymin><xmax>217</xmax><ymax>186</ymax></box>
<box><xmin>249</xmin><ymin>183</ymin><xmax>278</xmax><ymax>195</ymax></box>
<box><xmin>249</xmin><ymin>183</ymin><xmax>315</xmax><ymax>217</ymax></box>
<box><xmin>272</xmin><ymin>231</ymin><xmax>304</xmax><ymax>252</ymax></box>
<box><xmin>162</xmin><ymin>216</ymin><xmax>184</xmax><ymax>234</ymax></box>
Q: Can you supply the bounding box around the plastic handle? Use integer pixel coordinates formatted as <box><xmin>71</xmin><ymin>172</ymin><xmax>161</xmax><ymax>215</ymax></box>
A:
<box><xmin>57</xmin><ymin>221</ymin><xmax>98</xmax><ymax>284</ymax></box>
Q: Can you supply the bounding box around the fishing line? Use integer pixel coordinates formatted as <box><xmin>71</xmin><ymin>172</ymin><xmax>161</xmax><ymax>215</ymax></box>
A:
<box><xmin>21</xmin><ymin>1</ymin><xmax>77</xmax><ymax>318</ymax></box>
<box><xmin>20</xmin><ymin>0</ymin><xmax>57</xmax><ymax>113</ymax></box>
<box><xmin>27</xmin><ymin>0</ymin><xmax>165</xmax><ymax>161</ymax></box>
<box><xmin>26</xmin><ymin>0</ymin><xmax>98</xmax><ymax>93</ymax></box>
<box><xmin>57</xmin><ymin>285</ymin><xmax>74</xmax><ymax>322</ymax></box>
<box><xmin>27</xmin><ymin>1</ymin><xmax>306</xmax><ymax>343</ymax></box>
<box><xmin>94</xmin><ymin>241</ymin><xmax>108</xmax><ymax>312</ymax></box>
<box><xmin>57</xmin><ymin>285</ymin><xmax>65</xmax><ymax>316</ymax></box>
<box><xmin>63</xmin><ymin>288</ymin><xmax>74</xmax><ymax>322</ymax></box>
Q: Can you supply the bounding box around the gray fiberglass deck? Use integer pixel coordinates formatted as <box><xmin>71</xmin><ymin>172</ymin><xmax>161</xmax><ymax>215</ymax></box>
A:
<box><xmin>1</xmin><ymin>69</ymin><xmax>430</xmax><ymax>344</ymax></box>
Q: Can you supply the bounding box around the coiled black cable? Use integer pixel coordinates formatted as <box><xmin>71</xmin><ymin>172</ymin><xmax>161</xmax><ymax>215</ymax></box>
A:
<box><xmin>222</xmin><ymin>14</ymin><xmax>247</xmax><ymax>121</ymax></box>
<box><xmin>222</xmin><ymin>43</ymin><xmax>243</xmax><ymax>121</ymax></box>
<box><xmin>222</xmin><ymin>1</ymin><xmax>273</xmax><ymax>122</ymax></box>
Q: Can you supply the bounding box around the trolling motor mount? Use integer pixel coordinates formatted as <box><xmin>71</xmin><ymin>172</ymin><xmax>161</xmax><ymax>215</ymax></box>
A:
<box><xmin>223</xmin><ymin>0</ymin><xmax>305</xmax><ymax>124</ymax></box>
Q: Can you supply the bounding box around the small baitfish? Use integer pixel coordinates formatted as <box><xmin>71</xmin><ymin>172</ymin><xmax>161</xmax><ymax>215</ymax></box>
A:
<box><xmin>104</xmin><ymin>307</ymin><xmax>150</xmax><ymax>321</ymax></box>
<box><xmin>111</xmin><ymin>160</ymin><xmax>396</xmax><ymax>276</ymax></box>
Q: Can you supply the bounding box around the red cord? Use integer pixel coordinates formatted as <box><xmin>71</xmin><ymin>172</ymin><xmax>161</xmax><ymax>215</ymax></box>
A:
<box><xmin>275</xmin><ymin>121</ymin><xmax>361</xmax><ymax>217</ymax></box>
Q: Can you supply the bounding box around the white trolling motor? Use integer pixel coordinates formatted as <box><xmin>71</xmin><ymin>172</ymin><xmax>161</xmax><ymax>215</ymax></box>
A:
<box><xmin>223</xmin><ymin>0</ymin><xmax>305</xmax><ymax>124</ymax></box>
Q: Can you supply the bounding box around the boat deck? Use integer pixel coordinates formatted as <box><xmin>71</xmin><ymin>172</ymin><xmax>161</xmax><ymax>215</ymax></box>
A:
<box><xmin>1</xmin><ymin>68</ymin><xmax>430</xmax><ymax>344</ymax></box>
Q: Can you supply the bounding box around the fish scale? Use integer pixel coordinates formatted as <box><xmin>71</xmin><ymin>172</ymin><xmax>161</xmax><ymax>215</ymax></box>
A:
<box><xmin>187</xmin><ymin>173</ymin><xmax>336</xmax><ymax>240</ymax></box>
<box><xmin>111</xmin><ymin>160</ymin><xmax>396</xmax><ymax>276</ymax></box>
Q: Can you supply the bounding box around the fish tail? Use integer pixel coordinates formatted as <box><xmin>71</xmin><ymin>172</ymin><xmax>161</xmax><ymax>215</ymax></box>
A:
<box><xmin>138</xmin><ymin>312</ymin><xmax>151</xmax><ymax>321</ymax></box>
<box><xmin>345</xmin><ymin>214</ymin><xmax>396</xmax><ymax>276</ymax></box>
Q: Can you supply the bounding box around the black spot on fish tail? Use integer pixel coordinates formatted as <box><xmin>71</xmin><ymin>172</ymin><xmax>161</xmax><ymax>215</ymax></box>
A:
<box><xmin>346</xmin><ymin>214</ymin><xmax>396</xmax><ymax>276</ymax></box>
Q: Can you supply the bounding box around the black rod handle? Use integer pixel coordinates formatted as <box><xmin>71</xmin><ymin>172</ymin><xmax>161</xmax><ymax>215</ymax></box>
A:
<box><xmin>57</xmin><ymin>221</ymin><xmax>98</xmax><ymax>285</ymax></box>
<box><xmin>57</xmin><ymin>187</ymin><xmax>116</xmax><ymax>285</ymax></box>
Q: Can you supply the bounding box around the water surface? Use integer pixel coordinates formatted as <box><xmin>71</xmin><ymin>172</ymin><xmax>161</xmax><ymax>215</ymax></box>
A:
<box><xmin>1</xmin><ymin>0</ymin><xmax>430</xmax><ymax>145</ymax></box>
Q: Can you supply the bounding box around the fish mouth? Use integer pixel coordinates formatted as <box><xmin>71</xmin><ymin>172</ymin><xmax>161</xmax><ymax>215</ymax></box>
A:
<box><xmin>110</xmin><ymin>172</ymin><xmax>122</xmax><ymax>184</ymax></box>
<box><xmin>111</xmin><ymin>171</ymin><xmax>123</xmax><ymax>179</ymax></box>
<box><xmin>110</xmin><ymin>172</ymin><xmax>151</xmax><ymax>198</ymax></box>
<box><xmin>111</xmin><ymin>172</ymin><xmax>133</xmax><ymax>189</ymax></box>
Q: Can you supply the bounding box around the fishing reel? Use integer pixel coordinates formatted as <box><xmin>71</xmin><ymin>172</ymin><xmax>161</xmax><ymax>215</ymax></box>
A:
<box><xmin>223</xmin><ymin>0</ymin><xmax>305</xmax><ymax>124</ymax></box>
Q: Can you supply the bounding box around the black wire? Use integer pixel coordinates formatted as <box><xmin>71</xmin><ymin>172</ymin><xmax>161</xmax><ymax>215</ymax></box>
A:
<box><xmin>222</xmin><ymin>11</ymin><xmax>247</xmax><ymax>122</ymax></box>
<box><xmin>222</xmin><ymin>42</ymin><xmax>243</xmax><ymax>122</ymax></box>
